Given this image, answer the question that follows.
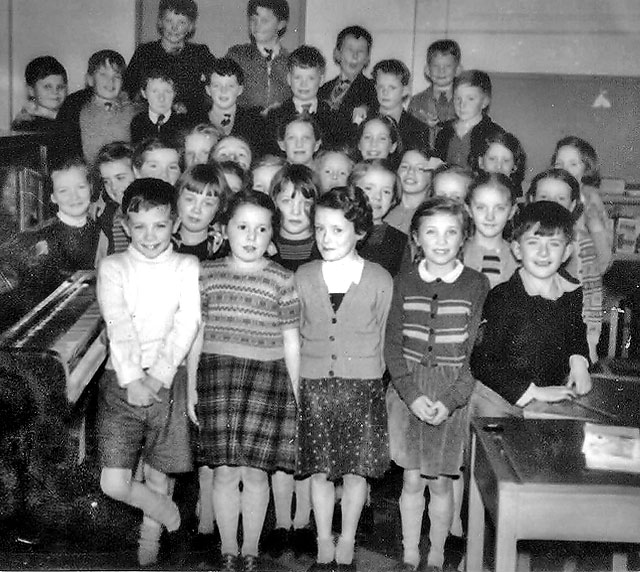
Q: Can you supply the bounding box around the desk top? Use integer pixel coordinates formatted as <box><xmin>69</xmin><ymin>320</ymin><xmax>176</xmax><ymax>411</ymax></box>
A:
<box><xmin>472</xmin><ymin>418</ymin><xmax>640</xmax><ymax>488</ymax></box>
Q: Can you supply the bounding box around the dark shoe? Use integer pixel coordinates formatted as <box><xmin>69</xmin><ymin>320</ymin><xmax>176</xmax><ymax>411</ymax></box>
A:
<box><xmin>442</xmin><ymin>534</ymin><xmax>465</xmax><ymax>571</ymax></box>
<box><xmin>308</xmin><ymin>562</ymin><xmax>336</xmax><ymax>572</ymax></box>
<box><xmin>241</xmin><ymin>554</ymin><xmax>260</xmax><ymax>572</ymax></box>
<box><xmin>335</xmin><ymin>562</ymin><xmax>356</xmax><ymax>571</ymax></box>
<box><xmin>421</xmin><ymin>566</ymin><xmax>443</xmax><ymax>572</ymax></box>
<box><xmin>219</xmin><ymin>553</ymin><xmax>239</xmax><ymax>572</ymax></box>
<box><xmin>262</xmin><ymin>526</ymin><xmax>290</xmax><ymax>558</ymax></box>
<box><xmin>393</xmin><ymin>562</ymin><xmax>419</xmax><ymax>571</ymax></box>
<box><xmin>291</xmin><ymin>526</ymin><xmax>317</xmax><ymax>558</ymax></box>
<box><xmin>192</xmin><ymin>531</ymin><xmax>219</xmax><ymax>553</ymax></box>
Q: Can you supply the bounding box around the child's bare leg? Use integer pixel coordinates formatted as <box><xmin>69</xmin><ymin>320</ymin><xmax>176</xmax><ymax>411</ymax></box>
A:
<box><xmin>212</xmin><ymin>465</ymin><xmax>240</xmax><ymax>557</ymax></box>
<box><xmin>292</xmin><ymin>476</ymin><xmax>312</xmax><ymax>529</ymax></box>
<box><xmin>137</xmin><ymin>465</ymin><xmax>170</xmax><ymax>566</ymax></box>
<box><xmin>335</xmin><ymin>473</ymin><xmax>367</xmax><ymax>565</ymax></box>
<box><xmin>271</xmin><ymin>470</ymin><xmax>294</xmax><ymax>530</ymax></box>
<box><xmin>450</xmin><ymin>474</ymin><xmax>464</xmax><ymax>537</ymax></box>
<box><xmin>426</xmin><ymin>476</ymin><xmax>454</xmax><ymax>568</ymax></box>
<box><xmin>197</xmin><ymin>466</ymin><xmax>216</xmax><ymax>534</ymax></box>
<box><xmin>310</xmin><ymin>473</ymin><xmax>335</xmax><ymax>564</ymax></box>
<box><xmin>240</xmin><ymin>466</ymin><xmax>270</xmax><ymax>557</ymax></box>
<box><xmin>100</xmin><ymin>467</ymin><xmax>180</xmax><ymax>531</ymax></box>
<box><xmin>400</xmin><ymin>469</ymin><xmax>427</xmax><ymax>568</ymax></box>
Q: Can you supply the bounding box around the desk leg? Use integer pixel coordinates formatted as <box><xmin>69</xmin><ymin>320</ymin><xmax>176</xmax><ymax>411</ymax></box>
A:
<box><xmin>466</xmin><ymin>434</ymin><xmax>484</xmax><ymax>572</ymax></box>
<box><xmin>495</xmin><ymin>490</ymin><xmax>518</xmax><ymax>572</ymax></box>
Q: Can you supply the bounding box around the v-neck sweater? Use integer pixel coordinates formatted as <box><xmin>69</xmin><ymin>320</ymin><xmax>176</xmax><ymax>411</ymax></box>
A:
<box><xmin>295</xmin><ymin>260</ymin><xmax>393</xmax><ymax>379</ymax></box>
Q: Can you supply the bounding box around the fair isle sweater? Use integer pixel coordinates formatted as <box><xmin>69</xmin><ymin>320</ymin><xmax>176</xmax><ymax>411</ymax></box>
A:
<box><xmin>199</xmin><ymin>258</ymin><xmax>300</xmax><ymax>361</ymax></box>
<box><xmin>296</xmin><ymin>260</ymin><xmax>393</xmax><ymax>380</ymax></box>
<box><xmin>385</xmin><ymin>263</ymin><xmax>489</xmax><ymax>412</ymax></box>
<box><xmin>97</xmin><ymin>245</ymin><xmax>200</xmax><ymax>387</ymax></box>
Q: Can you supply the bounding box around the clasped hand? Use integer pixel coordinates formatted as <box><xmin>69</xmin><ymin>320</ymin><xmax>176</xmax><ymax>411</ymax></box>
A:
<box><xmin>410</xmin><ymin>395</ymin><xmax>450</xmax><ymax>425</ymax></box>
<box><xmin>126</xmin><ymin>375</ymin><xmax>163</xmax><ymax>407</ymax></box>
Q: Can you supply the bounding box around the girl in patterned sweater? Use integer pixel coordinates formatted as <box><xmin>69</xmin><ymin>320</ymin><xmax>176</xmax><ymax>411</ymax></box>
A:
<box><xmin>385</xmin><ymin>197</ymin><xmax>489</xmax><ymax>571</ymax></box>
<box><xmin>188</xmin><ymin>190</ymin><xmax>300</xmax><ymax>572</ymax></box>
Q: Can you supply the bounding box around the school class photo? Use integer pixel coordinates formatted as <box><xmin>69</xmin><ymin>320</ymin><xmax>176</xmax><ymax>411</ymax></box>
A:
<box><xmin>0</xmin><ymin>0</ymin><xmax>639</xmax><ymax>570</ymax></box>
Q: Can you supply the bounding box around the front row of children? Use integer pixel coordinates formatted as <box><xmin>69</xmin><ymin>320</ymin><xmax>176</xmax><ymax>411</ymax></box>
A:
<box><xmin>94</xmin><ymin>162</ymin><xmax>592</xmax><ymax>571</ymax></box>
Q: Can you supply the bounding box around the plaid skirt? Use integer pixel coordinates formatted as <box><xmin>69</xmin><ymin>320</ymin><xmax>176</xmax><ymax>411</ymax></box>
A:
<box><xmin>195</xmin><ymin>353</ymin><xmax>297</xmax><ymax>472</ymax></box>
<box><xmin>297</xmin><ymin>377</ymin><xmax>389</xmax><ymax>481</ymax></box>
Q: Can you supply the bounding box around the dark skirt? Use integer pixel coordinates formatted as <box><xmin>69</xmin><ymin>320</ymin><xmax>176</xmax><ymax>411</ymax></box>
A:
<box><xmin>196</xmin><ymin>353</ymin><xmax>297</xmax><ymax>472</ymax></box>
<box><xmin>297</xmin><ymin>376</ymin><xmax>389</xmax><ymax>480</ymax></box>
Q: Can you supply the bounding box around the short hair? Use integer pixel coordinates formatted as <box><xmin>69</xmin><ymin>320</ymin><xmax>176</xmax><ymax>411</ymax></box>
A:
<box><xmin>122</xmin><ymin>177</ymin><xmax>177</xmax><ymax>217</ymax></box>
<box><xmin>277</xmin><ymin>113</ymin><xmax>323</xmax><ymax>143</ymax></box>
<box><xmin>550</xmin><ymin>135</ymin><xmax>600</xmax><ymax>186</ymax></box>
<box><xmin>48</xmin><ymin>156</ymin><xmax>89</xmax><ymax>198</ymax></box>
<box><xmin>132</xmin><ymin>137</ymin><xmax>180</xmax><ymax>170</ymax></box>
<box><xmin>468</xmin><ymin>171</ymin><xmax>518</xmax><ymax>206</ymax></box>
<box><xmin>316</xmin><ymin>185</ymin><xmax>373</xmax><ymax>237</ymax></box>
<box><xmin>427</xmin><ymin>39</ymin><xmax>461</xmax><ymax>65</ymax></box>
<box><xmin>472</xmin><ymin>131</ymin><xmax>526</xmax><ymax>187</ymax></box>
<box><xmin>511</xmin><ymin>200</ymin><xmax>574</xmax><ymax>243</ymax></box>
<box><xmin>335</xmin><ymin>25</ymin><xmax>372</xmax><ymax>52</ymax></box>
<box><xmin>141</xmin><ymin>69</ymin><xmax>176</xmax><ymax>90</ymax></box>
<box><xmin>93</xmin><ymin>141</ymin><xmax>134</xmax><ymax>194</ymax></box>
<box><xmin>159</xmin><ymin>0</ymin><xmax>198</xmax><ymax>21</ymax></box>
<box><xmin>314</xmin><ymin>149</ymin><xmax>354</xmax><ymax>171</ymax></box>
<box><xmin>253</xmin><ymin>154</ymin><xmax>287</xmax><ymax>171</ymax></box>
<box><xmin>410</xmin><ymin>196</ymin><xmax>470</xmax><ymax>249</ymax></box>
<box><xmin>270</xmin><ymin>163</ymin><xmax>320</xmax><ymax>202</ymax></box>
<box><xmin>288</xmin><ymin>45</ymin><xmax>326</xmax><ymax>74</ymax></box>
<box><xmin>454</xmin><ymin>69</ymin><xmax>492</xmax><ymax>98</ymax></box>
<box><xmin>219</xmin><ymin>160</ymin><xmax>253</xmax><ymax>191</ymax></box>
<box><xmin>87</xmin><ymin>50</ymin><xmax>126</xmax><ymax>76</ymax></box>
<box><xmin>221</xmin><ymin>189</ymin><xmax>278</xmax><ymax>228</ymax></box>
<box><xmin>177</xmin><ymin>163</ymin><xmax>231</xmax><ymax>218</ymax></box>
<box><xmin>372</xmin><ymin>59</ymin><xmax>411</xmax><ymax>86</ymax></box>
<box><xmin>24</xmin><ymin>56</ymin><xmax>67</xmax><ymax>87</ymax></box>
<box><xmin>205</xmin><ymin>57</ymin><xmax>245</xmax><ymax>85</ymax></box>
<box><xmin>247</xmin><ymin>0</ymin><xmax>289</xmax><ymax>24</ymax></box>
<box><xmin>432</xmin><ymin>164</ymin><xmax>474</xmax><ymax>197</ymax></box>
<box><xmin>349</xmin><ymin>159</ymin><xmax>402</xmax><ymax>207</ymax></box>
<box><xmin>526</xmin><ymin>168</ymin><xmax>581</xmax><ymax>208</ymax></box>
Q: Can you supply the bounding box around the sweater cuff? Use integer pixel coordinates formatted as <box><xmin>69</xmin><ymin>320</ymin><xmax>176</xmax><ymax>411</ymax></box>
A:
<box><xmin>393</xmin><ymin>374</ymin><xmax>423</xmax><ymax>408</ymax></box>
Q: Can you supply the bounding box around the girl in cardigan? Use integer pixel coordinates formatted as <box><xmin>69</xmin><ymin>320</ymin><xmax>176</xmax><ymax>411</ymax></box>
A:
<box><xmin>296</xmin><ymin>186</ymin><xmax>393</xmax><ymax>570</ymax></box>
<box><xmin>385</xmin><ymin>197</ymin><xmax>489</xmax><ymax>571</ymax></box>
<box><xmin>189</xmin><ymin>190</ymin><xmax>300</xmax><ymax>572</ymax></box>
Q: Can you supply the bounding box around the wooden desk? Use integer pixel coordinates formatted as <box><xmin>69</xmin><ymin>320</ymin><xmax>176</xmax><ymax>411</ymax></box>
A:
<box><xmin>467</xmin><ymin>418</ymin><xmax>640</xmax><ymax>572</ymax></box>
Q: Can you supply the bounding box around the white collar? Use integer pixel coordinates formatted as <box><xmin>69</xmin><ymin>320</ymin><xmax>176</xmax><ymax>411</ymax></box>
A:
<box><xmin>518</xmin><ymin>268</ymin><xmax>580</xmax><ymax>300</ymax></box>
<box><xmin>149</xmin><ymin>109</ymin><xmax>171</xmax><ymax>123</ymax></box>
<box><xmin>322</xmin><ymin>256</ymin><xmax>364</xmax><ymax>292</ymax></box>
<box><xmin>257</xmin><ymin>43</ymin><xmax>281</xmax><ymax>59</ymax></box>
<box><xmin>418</xmin><ymin>259</ymin><xmax>464</xmax><ymax>283</ymax></box>
<box><xmin>57</xmin><ymin>211</ymin><xmax>87</xmax><ymax>228</ymax></box>
<box><xmin>293</xmin><ymin>98</ymin><xmax>318</xmax><ymax>114</ymax></box>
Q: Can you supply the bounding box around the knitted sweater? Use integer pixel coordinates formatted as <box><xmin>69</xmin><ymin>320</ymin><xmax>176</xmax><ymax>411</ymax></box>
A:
<box><xmin>97</xmin><ymin>245</ymin><xmax>200</xmax><ymax>387</ymax></box>
<box><xmin>471</xmin><ymin>270</ymin><xmax>589</xmax><ymax>404</ymax></box>
<box><xmin>463</xmin><ymin>237</ymin><xmax>518</xmax><ymax>289</ymax></box>
<box><xmin>296</xmin><ymin>260</ymin><xmax>393</xmax><ymax>380</ymax></box>
<box><xmin>385</xmin><ymin>264</ymin><xmax>489</xmax><ymax>412</ymax></box>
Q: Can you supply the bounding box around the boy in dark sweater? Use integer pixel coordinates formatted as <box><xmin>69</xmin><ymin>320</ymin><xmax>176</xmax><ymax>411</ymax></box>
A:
<box><xmin>471</xmin><ymin>201</ymin><xmax>592</xmax><ymax>417</ymax></box>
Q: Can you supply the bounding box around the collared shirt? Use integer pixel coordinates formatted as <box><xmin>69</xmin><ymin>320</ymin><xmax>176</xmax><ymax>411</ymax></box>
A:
<box><xmin>322</xmin><ymin>255</ymin><xmax>364</xmax><ymax>292</ymax></box>
<box><xmin>149</xmin><ymin>110</ymin><xmax>172</xmax><ymax>124</ymax></box>
<box><xmin>293</xmin><ymin>98</ymin><xmax>318</xmax><ymax>114</ymax></box>
<box><xmin>418</xmin><ymin>258</ymin><xmax>464</xmax><ymax>283</ymax></box>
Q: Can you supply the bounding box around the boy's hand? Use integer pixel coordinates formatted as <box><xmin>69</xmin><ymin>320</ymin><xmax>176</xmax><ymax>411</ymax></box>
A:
<box><xmin>409</xmin><ymin>395</ymin><xmax>435</xmax><ymax>422</ymax></box>
<box><xmin>126</xmin><ymin>378</ymin><xmax>161</xmax><ymax>407</ymax></box>
<box><xmin>352</xmin><ymin>106</ymin><xmax>367</xmax><ymax>125</ymax></box>
<box><xmin>187</xmin><ymin>385</ymin><xmax>198</xmax><ymax>425</ymax></box>
<box><xmin>532</xmin><ymin>384</ymin><xmax>576</xmax><ymax>403</ymax></box>
<box><xmin>426</xmin><ymin>400</ymin><xmax>449</xmax><ymax>426</ymax></box>
<box><xmin>567</xmin><ymin>358</ymin><xmax>592</xmax><ymax>395</ymax></box>
<box><xmin>142</xmin><ymin>374</ymin><xmax>164</xmax><ymax>400</ymax></box>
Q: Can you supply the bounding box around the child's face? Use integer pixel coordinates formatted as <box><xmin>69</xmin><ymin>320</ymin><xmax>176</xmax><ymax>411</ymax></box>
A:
<box><xmin>279</xmin><ymin>121</ymin><xmax>320</xmax><ymax>166</ymax></box>
<box><xmin>275</xmin><ymin>182</ymin><xmax>313</xmax><ymax>240</ymax></box>
<box><xmin>358</xmin><ymin>119</ymin><xmax>396</xmax><ymax>160</ymax></box>
<box><xmin>249</xmin><ymin>7</ymin><xmax>285</xmax><ymax>45</ymax></box>
<box><xmin>142</xmin><ymin>78</ymin><xmax>175</xmax><ymax>116</ymax></box>
<box><xmin>335</xmin><ymin>35</ymin><xmax>370</xmax><ymax>80</ymax></box>
<box><xmin>184</xmin><ymin>133</ymin><xmax>216</xmax><ymax>168</ymax></box>
<box><xmin>315</xmin><ymin>206</ymin><xmax>361</xmax><ymax>263</ymax></box>
<box><xmin>159</xmin><ymin>9</ymin><xmax>193</xmax><ymax>45</ymax></box>
<box><xmin>288</xmin><ymin>66</ymin><xmax>323</xmax><ymax>103</ymax></box>
<box><xmin>398</xmin><ymin>151</ymin><xmax>433</xmax><ymax>195</ymax></box>
<box><xmin>358</xmin><ymin>167</ymin><xmax>396</xmax><ymax>224</ymax></box>
<box><xmin>469</xmin><ymin>185</ymin><xmax>514</xmax><ymax>240</ymax></box>
<box><xmin>375</xmin><ymin>72</ymin><xmax>408</xmax><ymax>113</ymax></box>
<box><xmin>479</xmin><ymin>142</ymin><xmax>515</xmax><ymax>177</ymax></box>
<box><xmin>99</xmin><ymin>158</ymin><xmax>134</xmax><ymax>204</ymax></box>
<box><xmin>553</xmin><ymin>145</ymin><xmax>585</xmax><ymax>184</ymax></box>
<box><xmin>212</xmin><ymin>137</ymin><xmax>252</xmax><ymax>170</ymax></box>
<box><xmin>317</xmin><ymin>152</ymin><xmax>351</xmax><ymax>193</ymax></box>
<box><xmin>533</xmin><ymin>177</ymin><xmax>576</xmax><ymax>212</ymax></box>
<box><xmin>135</xmin><ymin>148</ymin><xmax>181</xmax><ymax>185</ymax></box>
<box><xmin>513</xmin><ymin>227</ymin><xmax>571</xmax><ymax>281</ymax></box>
<box><xmin>206</xmin><ymin>73</ymin><xmax>244</xmax><ymax>111</ymax></box>
<box><xmin>454</xmin><ymin>84</ymin><xmax>489</xmax><ymax>122</ymax></box>
<box><xmin>414</xmin><ymin>212</ymin><xmax>464</xmax><ymax>272</ymax></box>
<box><xmin>88</xmin><ymin>63</ymin><xmax>123</xmax><ymax>101</ymax></box>
<box><xmin>224</xmin><ymin>203</ymin><xmax>273</xmax><ymax>266</ymax></box>
<box><xmin>122</xmin><ymin>205</ymin><xmax>174</xmax><ymax>259</ymax></box>
<box><xmin>426</xmin><ymin>53</ymin><xmax>458</xmax><ymax>89</ymax></box>
<box><xmin>51</xmin><ymin>167</ymin><xmax>91</xmax><ymax>219</ymax></box>
<box><xmin>29</xmin><ymin>74</ymin><xmax>67</xmax><ymax>112</ymax></box>
<box><xmin>223</xmin><ymin>171</ymin><xmax>243</xmax><ymax>193</ymax></box>
<box><xmin>178</xmin><ymin>188</ymin><xmax>219</xmax><ymax>233</ymax></box>
<box><xmin>252</xmin><ymin>164</ymin><xmax>281</xmax><ymax>194</ymax></box>
<box><xmin>433</xmin><ymin>173</ymin><xmax>469</xmax><ymax>202</ymax></box>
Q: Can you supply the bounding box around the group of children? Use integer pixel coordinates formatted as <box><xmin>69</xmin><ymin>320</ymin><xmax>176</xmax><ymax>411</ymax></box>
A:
<box><xmin>6</xmin><ymin>1</ymin><xmax>616</xmax><ymax>571</ymax></box>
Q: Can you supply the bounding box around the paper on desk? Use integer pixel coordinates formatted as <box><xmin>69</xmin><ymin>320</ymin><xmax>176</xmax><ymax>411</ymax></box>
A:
<box><xmin>582</xmin><ymin>422</ymin><xmax>640</xmax><ymax>473</ymax></box>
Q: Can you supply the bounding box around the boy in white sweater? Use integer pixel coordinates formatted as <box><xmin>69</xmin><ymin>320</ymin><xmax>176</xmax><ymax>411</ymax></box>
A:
<box><xmin>97</xmin><ymin>178</ymin><xmax>200</xmax><ymax>566</ymax></box>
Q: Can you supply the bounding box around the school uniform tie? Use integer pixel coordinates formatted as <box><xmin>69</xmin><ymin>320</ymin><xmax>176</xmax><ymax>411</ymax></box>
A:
<box><xmin>264</xmin><ymin>48</ymin><xmax>273</xmax><ymax>62</ymax></box>
<box><xmin>329</xmin><ymin>78</ymin><xmax>351</xmax><ymax>110</ymax></box>
<box><xmin>221</xmin><ymin>113</ymin><xmax>232</xmax><ymax>127</ymax></box>
<box><xmin>155</xmin><ymin>114</ymin><xmax>165</xmax><ymax>131</ymax></box>
<box><xmin>301</xmin><ymin>104</ymin><xmax>312</xmax><ymax>116</ymax></box>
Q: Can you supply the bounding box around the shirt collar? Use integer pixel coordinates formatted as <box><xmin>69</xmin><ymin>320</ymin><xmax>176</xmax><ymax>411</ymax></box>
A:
<box><xmin>257</xmin><ymin>43</ymin><xmax>281</xmax><ymax>59</ymax></box>
<box><xmin>293</xmin><ymin>98</ymin><xmax>318</xmax><ymax>114</ymax></box>
<box><xmin>418</xmin><ymin>259</ymin><xmax>464</xmax><ymax>283</ymax></box>
<box><xmin>57</xmin><ymin>211</ymin><xmax>87</xmax><ymax>228</ymax></box>
<box><xmin>433</xmin><ymin>86</ymin><xmax>452</xmax><ymax>100</ymax></box>
<box><xmin>322</xmin><ymin>256</ymin><xmax>365</xmax><ymax>290</ymax></box>
<box><xmin>149</xmin><ymin>110</ymin><xmax>171</xmax><ymax>123</ymax></box>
